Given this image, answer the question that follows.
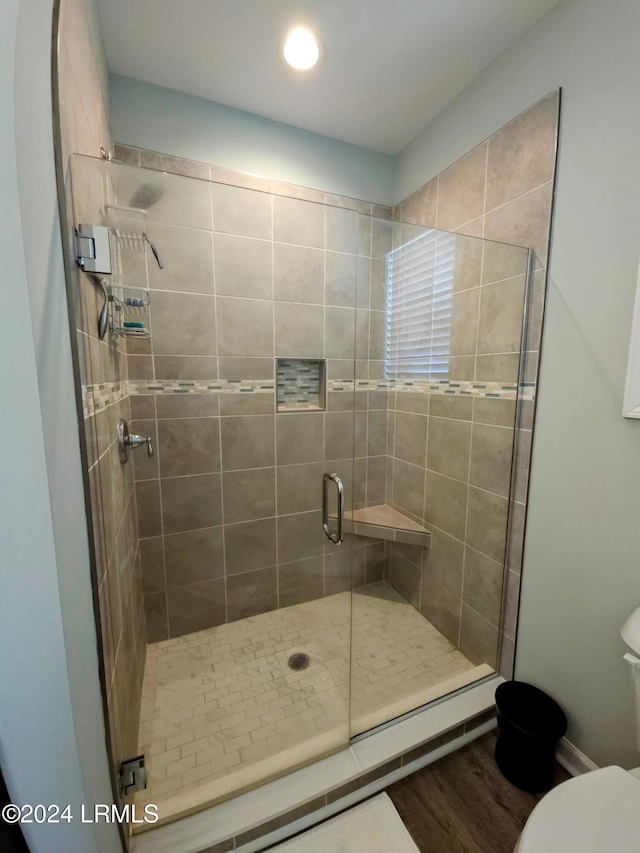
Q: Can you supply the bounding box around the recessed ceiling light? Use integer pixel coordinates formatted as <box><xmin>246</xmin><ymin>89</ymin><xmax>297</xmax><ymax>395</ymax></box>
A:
<box><xmin>283</xmin><ymin>28</ymin><xmax>321</xmax><ymax>70</ymax></box>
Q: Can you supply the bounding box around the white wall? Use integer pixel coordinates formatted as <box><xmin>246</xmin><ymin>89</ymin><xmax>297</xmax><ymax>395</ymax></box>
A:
<box><xmin>0</xmin><ymin>1</ymin><xmax>120</xmax><ymax>850</ymax></box>
<box><xmin>397</xmin><ymin>0</ymin><xmax>640</xmax><ymax>768</ymax></box>
<box><xmin>109</xmin><ymin>75</ymin><xmax>396</xmax><ymax>204</ymax></box>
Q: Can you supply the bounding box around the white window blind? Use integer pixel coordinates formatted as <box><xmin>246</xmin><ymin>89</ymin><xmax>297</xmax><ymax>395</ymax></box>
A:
<box><xmin>386</xmin><ymin>229</ymin><xmax>456</xmax><ymax>379</ymax></box>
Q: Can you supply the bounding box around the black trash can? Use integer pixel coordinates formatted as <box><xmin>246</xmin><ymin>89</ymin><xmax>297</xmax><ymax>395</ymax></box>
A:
<box><xmin>495</xmin><ymin>681</ymin><xmax>567</xmax><ymax>793</ymax></box>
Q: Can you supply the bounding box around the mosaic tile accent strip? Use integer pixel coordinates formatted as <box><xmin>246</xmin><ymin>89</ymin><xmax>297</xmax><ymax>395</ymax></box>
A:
<box><xmin>277</xmin><ymin>359</ymin><xmax>324</xmax><ymax>411</ymax></box>
<box><xmin>82</xmin><ymin>376</ymin><xmax>535</xmax><ymax>418</ymax></box>
<box><xmin>82</xmin><ymin>379</ymin><xmax>275</xmax><ymax>418</ymax></box>
<box><xmin>134</xmin><ymin>582</ymin><xmax>480</xmax><ymax>821</ymax></box>
<box><xmin>329</xmin><ymin>378</ymin><xmax>535</xmax><ymax>401</ymax></box>
<box><xmin>129</xmin><ymin>379</ymin><xmax>276</xmax><ymax>396</ymax></box>
<box><xmin>82</xmin><ymin>380</ymin><xmax>128</xmax><ymax>419</ymax></box>
<box><xmin>82</xmin><ymin>374</ymin><xmax>536</xmax><ymax>420</ymax></box>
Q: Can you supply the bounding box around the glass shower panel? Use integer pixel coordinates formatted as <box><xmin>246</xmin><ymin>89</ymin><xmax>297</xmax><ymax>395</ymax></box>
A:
<box><xmin>71</xmin><ymin>154</ymin><xmax>356</xmax><ymax>824</ymax></box>
<box><xmin>350</xmin><ymin>214</ymin><xmax>530</xmax><ymax>736</ymax></box>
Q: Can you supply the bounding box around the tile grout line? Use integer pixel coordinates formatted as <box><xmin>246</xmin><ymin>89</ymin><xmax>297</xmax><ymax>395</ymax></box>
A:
<box><xmin>211</xmin><ymin>188</ymin><xmax>229</xmax><ymax>627</ymax></box>
<box><xmin>271</xmin><ymin>191</ymin><xmax>280</xmax><ymax>610</ymax></box>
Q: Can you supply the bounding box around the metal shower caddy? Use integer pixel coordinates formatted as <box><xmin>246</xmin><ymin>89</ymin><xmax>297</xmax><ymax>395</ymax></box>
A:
<box><xmin>75</xmin><ymin>222</ymin><xmax>160</xmax><ymax>341</ymax></box>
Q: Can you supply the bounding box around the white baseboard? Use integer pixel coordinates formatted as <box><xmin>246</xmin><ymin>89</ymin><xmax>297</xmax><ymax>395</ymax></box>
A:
<box><xmin>556</xmin><ymin>736</ymin><xmax>598</xmax><ymax>776</ymax></box>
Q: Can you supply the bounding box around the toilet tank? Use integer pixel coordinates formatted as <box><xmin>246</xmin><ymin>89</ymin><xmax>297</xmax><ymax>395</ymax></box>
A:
<box><xmin>621</xmin><ymin>607</ymin><xmax>640</xmax><ymax>752</ymax></box>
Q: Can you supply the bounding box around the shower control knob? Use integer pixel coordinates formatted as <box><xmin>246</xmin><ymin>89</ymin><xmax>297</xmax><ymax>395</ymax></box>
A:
<box><xmin>117</xmin><ymin>418</ymin><xmax>154</xmax><ymax>464</ymax></box>
<box><xmin>128</xmin><ymin>432</ymin><xmax>154</xmax><ymax>457</ymax></box>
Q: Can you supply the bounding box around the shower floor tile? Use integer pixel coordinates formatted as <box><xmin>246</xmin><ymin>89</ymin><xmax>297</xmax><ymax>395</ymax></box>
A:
<box><xmin>350</xmin><ymin>583</ymin><xmax>491</xmax><ymax>735</ymax></box>
<box><xmin>135</xmin><ymin>582</ymin><xmax>488</xmax><ymax>827</ymax></box>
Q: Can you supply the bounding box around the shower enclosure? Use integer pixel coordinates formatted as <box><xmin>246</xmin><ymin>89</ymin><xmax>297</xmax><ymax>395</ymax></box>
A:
<box><xmin>69</xmin><ymin>152</ymin><xmax>530</xmax><ymax>828</ymax></box>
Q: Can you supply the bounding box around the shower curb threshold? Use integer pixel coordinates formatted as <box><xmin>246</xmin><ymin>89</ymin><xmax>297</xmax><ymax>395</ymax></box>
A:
<box><xmin>130</xmin><ymin>675</ymin><xmax>503</xmax><ymax>853</ymax></box>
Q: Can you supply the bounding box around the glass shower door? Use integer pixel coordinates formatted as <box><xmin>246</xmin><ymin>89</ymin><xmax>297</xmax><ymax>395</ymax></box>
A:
<box><xmin>349</xmin><ymin>213</ymin><xmax>531</xmax><ymax>736</ymax></box>
<box><xmin>69</xmin><ymin>153</ymin><xmax>359</xmax><ymax>822</ymax></box>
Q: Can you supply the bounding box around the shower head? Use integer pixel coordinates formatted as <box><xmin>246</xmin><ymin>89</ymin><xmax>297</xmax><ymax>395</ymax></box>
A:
<box><xmin>129</xmin><ymin>183</ymin><xmax>164</xmax><ymax>210</ymax></box>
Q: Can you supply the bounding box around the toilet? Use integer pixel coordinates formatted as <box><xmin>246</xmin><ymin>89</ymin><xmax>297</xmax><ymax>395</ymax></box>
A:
<box><xmin>515</xmin><ymin>607</ymin><xmax>640</xmax><ymax>851</ymax></box>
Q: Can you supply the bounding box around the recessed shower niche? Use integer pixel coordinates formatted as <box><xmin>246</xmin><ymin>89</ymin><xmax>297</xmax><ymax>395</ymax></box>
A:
<box><xmin>276</xmin><ymin>358</ymin><xmax>326</xmax><ymax>411</ymax></box>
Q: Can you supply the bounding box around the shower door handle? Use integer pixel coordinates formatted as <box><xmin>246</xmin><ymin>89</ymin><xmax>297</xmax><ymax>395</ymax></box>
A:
<box><xmin>322</xmin><ymin>472</ymin><xmax>344</xmax><ymax>545</ymax></box>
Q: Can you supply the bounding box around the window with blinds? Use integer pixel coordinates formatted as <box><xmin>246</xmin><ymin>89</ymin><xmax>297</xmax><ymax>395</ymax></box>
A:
<box><xmin>386</xmin><ymin>229</ymin><xmax>456</xmax><ymax>379</ymax></box>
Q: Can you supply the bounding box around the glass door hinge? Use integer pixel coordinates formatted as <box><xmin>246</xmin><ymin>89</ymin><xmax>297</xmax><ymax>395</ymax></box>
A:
<box><xmin>118</xmin><ymin>755</ymin><xmax>147</xmax><ymax>796</ymax></box>
<box><xmin>75</xmin><ymin>223</ymin><xmax>112</xmax><ymax>275</ymax></box>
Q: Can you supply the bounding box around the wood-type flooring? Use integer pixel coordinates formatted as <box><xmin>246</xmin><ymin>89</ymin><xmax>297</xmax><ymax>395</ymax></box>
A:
<box><xmin>386</xmin><ymin>732</ymin><xmax>570</xmax><ymax>853</ymax></box>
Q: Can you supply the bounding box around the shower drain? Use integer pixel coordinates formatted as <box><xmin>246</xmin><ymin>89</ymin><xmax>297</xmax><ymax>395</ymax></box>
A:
<box><xmin>288</xmin><ymin>652</ymin><xmax>310</xmax><ymax>671</ymax></box>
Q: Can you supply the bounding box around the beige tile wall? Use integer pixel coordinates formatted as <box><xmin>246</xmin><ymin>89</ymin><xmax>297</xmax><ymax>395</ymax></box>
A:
<box><xmin>100</xmin><ymin>88</ymin><xmax>556</xmax><ymax>678</ymax></box>
<box><xmin>118</xmin><ymin>167</ymin><xmax>389</xmax><ymax>641</ymax></box>
<box><xmin>378</xmin><ymin>226</ymin><xmax>528</xmax><ymax>668</ymax></box>
<box><xmin>383</xmin><ymin>391</ymin><xmax>519</xmax><ymax>668</ymax></box>
<box><xmin>111</xmin><ymin>136</ymin><xmax>547</xmax><ymax>682</ymax></box>
<box><xmin>56</xmin><ymin>0</ymin><xmax>146</xmax><ymax>777</ymax></box>
<box><xmin>389</xmin><ymin>91</ymin><xmax>560</xmax><ymax>674</ymax></box>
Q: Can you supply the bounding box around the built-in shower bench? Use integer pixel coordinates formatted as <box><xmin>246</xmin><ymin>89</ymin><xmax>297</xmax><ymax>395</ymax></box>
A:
<box><xmin>340</xmin><ymin>504</ymin><xmax>432</xmax><ymax>548</ymax></box>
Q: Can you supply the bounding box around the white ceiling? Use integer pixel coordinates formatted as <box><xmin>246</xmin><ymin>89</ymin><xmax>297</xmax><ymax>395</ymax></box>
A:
<box><xmin>97</xmin><ymin>0</ymin><xmax>561</xmax><ymax>154</ymax></box>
